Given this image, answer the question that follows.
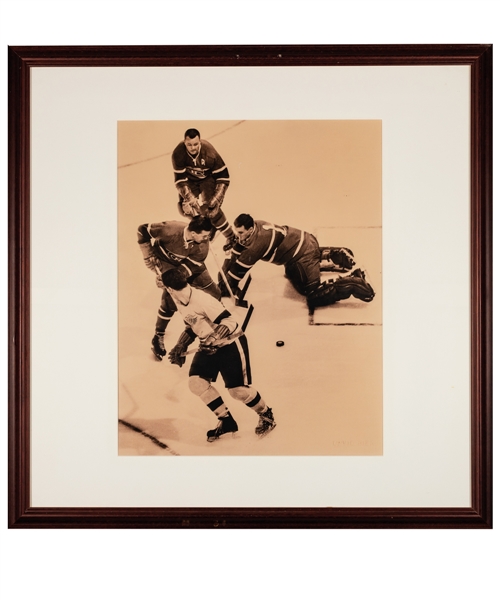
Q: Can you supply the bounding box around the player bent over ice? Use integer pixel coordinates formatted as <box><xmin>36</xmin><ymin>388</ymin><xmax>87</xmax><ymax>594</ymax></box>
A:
<box><xmin>162</xmin><ymin>268</ymin><xmax>276</xmax><ymax>442</ymax></box>
<box><xmin>137</xmin><ymin>216</ymin><xmax>221</xmax><ymax>361</ymax></box>
<box><xmin>222</xmin><ymin>213</ymin><xmax>375</xmax><ymax>311</ymax></box>
<box><xmin>172</xmin><ymin>128</ymin><xmax>236</xmax><ymax>250</ymax></box>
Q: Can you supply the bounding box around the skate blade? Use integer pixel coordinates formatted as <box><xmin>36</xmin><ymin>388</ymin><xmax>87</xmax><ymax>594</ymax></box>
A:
<box><xmin>151</xmin><ymin>352</ymin><xmax>164</xmax><ymax>362</ymax></box>
<box><xmin>256</xmin><ymin>423</ymin><xmax>276</xmax><ymax>438</ymax></box>
<box><xmin>207</xmin><ymin>431</ymin><xmax>239</xmax><ymax>443</ymax></box>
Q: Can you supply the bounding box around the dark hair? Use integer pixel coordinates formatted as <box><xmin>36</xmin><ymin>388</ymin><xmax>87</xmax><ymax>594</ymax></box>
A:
<box><xmin>162</xmin><ymin>268</ymin><xmax>188</xmax><ymax>290</ymax></box>
<box><xmin>234</xmin><ymin>213</ymin><xmax>254</xmax><ymax>229</ymax></box>
<box><xmin>184</xmin><ymin>128</ymin><xmax>200</xmax><ymax>140</ymax></box>
<box><xmin>187</xmin><ymin>216</ymin><xmax>213</xmax><ymax>234</ymax></box>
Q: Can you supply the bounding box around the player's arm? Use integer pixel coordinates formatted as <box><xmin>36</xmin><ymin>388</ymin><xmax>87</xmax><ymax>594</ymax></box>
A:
<box><xmin>200</xmin><ymin>310</ymin><xmax>238</xmax><ymax>354</ymax></box>
<box><xmin>223</xmin><ymin>246</ymin><xmax>263</xmax><ymax>293</ymax></box>
<box><xmin>172</xmin><ymin>150</ymin><xmax>199</xmax><ymax>215</ymax></box>
<box><xmin>137</xmin><ymin>223</ymin><xmax>161</xmax><ymax>272</ymax></box>
<box><xmin>205</xmin><ymin>144</ymin><xmax>230</xmax><ymax>216</ymax></box>
<box><xmin>207</xmin><ymin>142</ymin><xmax>230</xmax><ymax>187</ymax></box>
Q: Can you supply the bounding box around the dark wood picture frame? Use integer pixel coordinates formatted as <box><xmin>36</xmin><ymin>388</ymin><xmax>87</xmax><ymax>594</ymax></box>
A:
<box><xmin>8</xmin><ymin>44</ymin><xmax>492</xmax><ymax>528</ymax></box>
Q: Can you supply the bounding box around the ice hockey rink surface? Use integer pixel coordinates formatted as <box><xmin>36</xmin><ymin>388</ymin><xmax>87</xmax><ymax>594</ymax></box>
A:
<box><xmin>118</xmin><ymin>120</ymin><xmax>382</xmax><ymax>456</ymax></box>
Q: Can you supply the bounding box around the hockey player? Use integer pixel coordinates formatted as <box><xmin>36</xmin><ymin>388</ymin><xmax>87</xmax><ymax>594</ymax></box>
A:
<box><xmin>163</xmin><ymin>268</ymin><xmax>276</xmax><ymax>442</ymax></box>
<box><xmin>222</xmin><ymin>213</ymin><xmax>375</xmax><ymax>310</ymax></box>
<box><xmin>137</xmin><ymin>216</ymin><xmax>221</xmax><ymax>361</ymax></box>
<box><xmin>172</xmin><ymin>128</ymin><xmax>236</xmax><ymax>250</ymax></box>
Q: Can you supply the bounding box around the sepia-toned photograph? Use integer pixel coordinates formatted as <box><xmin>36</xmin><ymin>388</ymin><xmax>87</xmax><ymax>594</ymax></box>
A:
<box><xmin>118</xmin><ymin>120</ymin><xmax>382</xmax><ymax>456</ymax></box>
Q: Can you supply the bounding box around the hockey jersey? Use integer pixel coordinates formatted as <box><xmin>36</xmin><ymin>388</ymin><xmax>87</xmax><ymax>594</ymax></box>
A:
<box><xmin>137</xmin><ymin>220</ymin><xmax>209</xmax><ymax>277</ymax></box>
<box><xmin>173</xmin><ymin>287</ymin><xmax>238</xmax><ymax>343</ymax></box>
<box><xmin>172</xmin><ymin>139</ymin><xmax>230</xmax><ymax>188</ymax></box>
<box><xmin>226</xmin><ymin>220</ymin><xmax>308</xmax><ymax>287</ymax></box>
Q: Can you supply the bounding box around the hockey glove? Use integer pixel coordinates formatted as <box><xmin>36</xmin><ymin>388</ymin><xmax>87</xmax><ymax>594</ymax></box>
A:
<box><xmin>177</xmin><ymin>184</ymin><xmax>201</xmax><ymax>217</ymax></box>
<box><xmin>168</xmin><ymin>329</ymin><xmax>196</xmax><ymax>367</ymax></box>
<box><xmin>181</xmin><ymin>199</ymin><xmax>200</xmax><ymax>217</ymax></box>
<box><xmin>205</xmin><ymin>183</ymin><xmax>227</xmax><ymax>218</ymax></box>
<box><xmin>319</xmin><ymin>247</ymin><xmax>356</xmax><ymax>272</ymax></box>
<box><xmin>200</xmin><ymin>324</ymin><xmax>231</xmax><ymax>354</ymax></box>
<box><xmin>168</xmin><ymin>344</ymin><xmax>187</xmax><ymax>367</ymax></box>
<box><xmin>139</xmin><ymin>242</ymin><xmax>161</xmax><ymax>273</ymax></box>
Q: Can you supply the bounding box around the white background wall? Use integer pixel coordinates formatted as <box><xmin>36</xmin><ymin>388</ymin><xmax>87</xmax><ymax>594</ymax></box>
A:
<box><xmin>1</xmin><ymin>1</ymin><xmax>498</xmax><ymax>599</ymax></box>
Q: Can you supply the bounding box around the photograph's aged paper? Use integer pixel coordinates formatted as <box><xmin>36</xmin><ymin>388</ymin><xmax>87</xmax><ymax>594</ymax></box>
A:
<box><xmin>118</xmin><ymin>120</ymin><xmax>382</xmax><ymax>456</ymax></box>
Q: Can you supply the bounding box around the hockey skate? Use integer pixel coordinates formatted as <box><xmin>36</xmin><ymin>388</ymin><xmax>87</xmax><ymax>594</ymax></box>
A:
<box><xmin>207</xmin><ymin>414</ymin><xmax>239</xmax><ymax>442</ymax></box>
<box><xmin>255</xmin><ymin>407</ymin><xmax>276</xmax><ymax>437</ymax></box>
<box><xmin>151</xmin><ymin>333</ymin><xmax>167</xmax><ymax>361</ymax></box>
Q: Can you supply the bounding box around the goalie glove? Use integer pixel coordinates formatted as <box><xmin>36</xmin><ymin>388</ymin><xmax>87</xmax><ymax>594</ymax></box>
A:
<box><xmin>319</xmin><ymin>247</ymin><xmax>356</xmax><ymax>272</ymax></box>
<box><xmin>199</xmin><ymin>324</ymin><xmax>231</xmax><ymax>354</ymax></box>
<box><xmin>168</xmin><ymin>329</ymin><xmax>196</xmax><ymax>367</ymax></box>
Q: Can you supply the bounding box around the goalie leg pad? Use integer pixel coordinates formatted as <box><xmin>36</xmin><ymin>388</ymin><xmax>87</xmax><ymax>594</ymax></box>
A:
<box><xmin>307</xmin><ymin>276</ymin><xmax>375</xmax><ymax>308</ymax></box>
<box><xmin>319</xmin><ymin>247</ymin><xmax>356</xmax><ymax>272</ymax></box>
<box><xmin>306</xmin><ymin>280</ymin><xmax>340</xmax><ymax>308</ymax></box>
<box><xmin>334</xmin><ymin>275</ymin><xmax>375</xmax><ymax>302</ymax></box>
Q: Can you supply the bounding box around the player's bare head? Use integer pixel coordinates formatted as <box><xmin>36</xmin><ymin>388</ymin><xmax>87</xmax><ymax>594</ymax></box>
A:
<box><xmin>187</xmin><ymin>216</ymin><xmax>212</xmax><ymax>243</ymax></box>
<box><xmin>184</xmin><ymin>128</ymin><xmax>200</xmax><ymax>140</ymax></box>
<box><xmin>188</xmin><ymin>216</ymin><xmax>212</xmax><ymax>234</ymax></box>
<box><xmin>233</xmin><ymin>214</ymin><xmax>255</xmax><ymax>246</ymax></box>
<box><xmin>234</xmin><ymin>214</ymin><xmax>254</xmax><ymax>230</ymax></box>
<box><xmin>162</xmin><ymin>268</ymin><xmax>188</xmax><ymax>291</ymax></box>
<box><xmin>184</xmin><ymin>128</ymin><xmax>201</xmax><ymax>155</ymax></box>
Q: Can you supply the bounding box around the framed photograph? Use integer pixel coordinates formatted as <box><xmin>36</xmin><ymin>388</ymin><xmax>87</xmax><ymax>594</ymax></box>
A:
<box><xmin>8</xmin><ymin>45</ymin><xmax>492</xmax><ymax>528</ymax></box>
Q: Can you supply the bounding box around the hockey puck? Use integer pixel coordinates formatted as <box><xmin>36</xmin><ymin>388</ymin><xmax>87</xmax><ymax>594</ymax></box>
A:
<box><xmin>276</xmin><ymin>340</ymin><xmax>285</xmax><ymax>347</ymax></box>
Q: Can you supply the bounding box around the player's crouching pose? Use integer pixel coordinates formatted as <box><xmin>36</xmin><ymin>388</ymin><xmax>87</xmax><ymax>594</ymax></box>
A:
<box><xmin>137</xmin><ymin>216</ymin><xmax>221</xmax><ymax>361</ymax></box>
<box><xmin>223</xmin><ymin>214</ymin><xmax>375</xmax><ymax>311</ymax></box>
<box><xmin>162</xmin><ymin>268</ymin><xmax>276</xmax><ymax>442</ymax></box>
<box><xmin>172</xmin><ymin>128</ymin><xmax>236</xmax><ymax>250</ymax></box>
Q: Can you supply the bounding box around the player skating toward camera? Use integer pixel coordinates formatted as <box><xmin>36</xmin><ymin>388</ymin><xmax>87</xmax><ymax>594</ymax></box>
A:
<box><xmin>163</xmin><ymin>268</ymin><xmax>276</xmax><ymax>442</ymax></box>
<box><xmin>172</xmin><ymin>128</ymin><xmax>236</xmax><ymax>250</ymax></box>
<box><xmin>137</xmin><ymin>216</ymin><xmax>221</xmax><ymax>361</ymax></box>
<box><xmin>221</xmin><ymin>214</ymin><xmax>375</xmax><ymax>310</ymax></box>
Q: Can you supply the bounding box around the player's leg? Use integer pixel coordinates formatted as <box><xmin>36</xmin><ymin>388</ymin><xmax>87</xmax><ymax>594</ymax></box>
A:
<box><xmin>152</xmin><ymin>290</ymin><xmax>177</xmax><ymax>360</ymax></box>
<box><xmin>228</xmin><ymin>386</ymin><xmax>276</xmax><ymax>437</ymax></box>
<box><xmin>220</xmin><ymin>337</ymin><xmax>276</xmax><ymax>437</ymax></box>
<box><xmin>189</xmin><ymin>352</ymin><xmax>238</xmax><ymax>441</ymax></box>
<box><xmin>307</xmin><ymin>272</ymin><xmax>375</xmax><ymax>308</ymax></box>
<box><xmin>285</xmin><ymin>234</ymin><xmax>322</xmax><ymax>296</ymax></box>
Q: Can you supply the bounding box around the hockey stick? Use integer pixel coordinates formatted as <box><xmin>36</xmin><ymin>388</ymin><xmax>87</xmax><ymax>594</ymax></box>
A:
<box><xmin>238</xmin><ymin>273</ymin><xmax>252</xmax><ymax>304</ymax></box>
<box><xmin>208</xmin><ymin>245</ymin><xmax>249</xmax><ymax>308</ymax></box>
